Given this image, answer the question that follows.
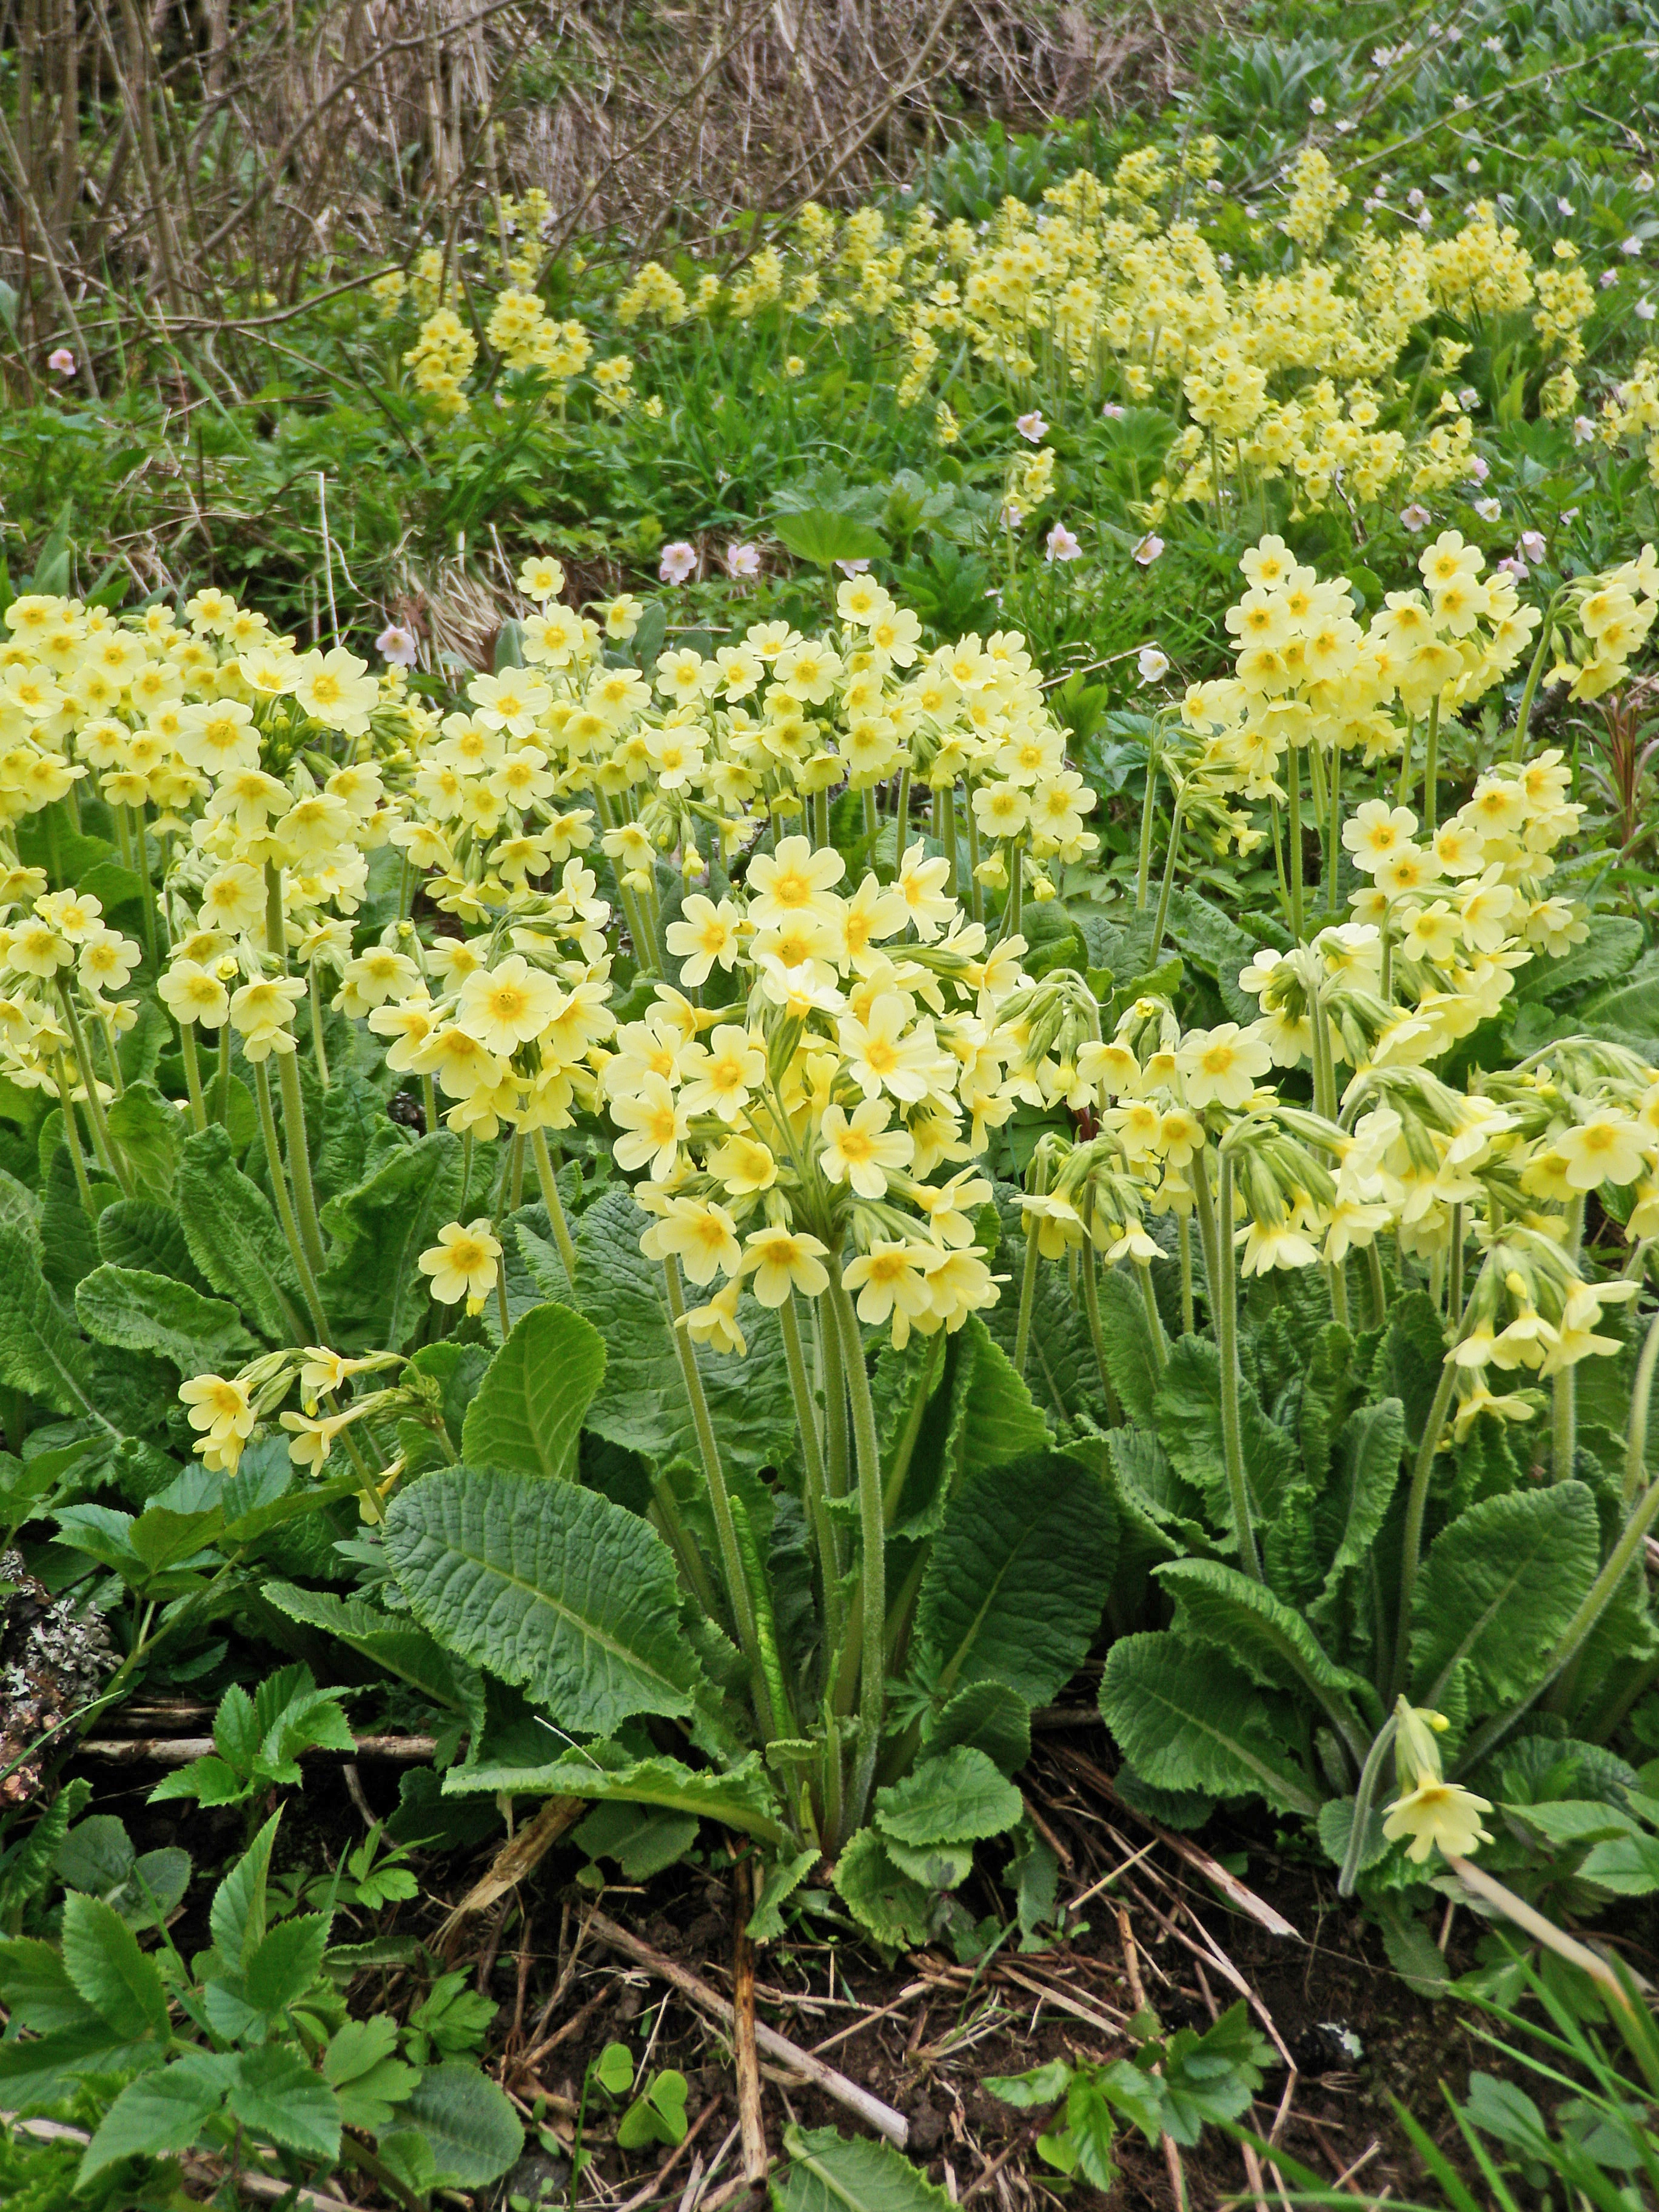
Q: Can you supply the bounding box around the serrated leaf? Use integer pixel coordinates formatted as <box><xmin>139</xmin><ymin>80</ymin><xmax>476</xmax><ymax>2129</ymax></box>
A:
<box><xmin>1409</xmin><ymin>1481</ymin><xmax>1600</xmax><ymax>1707</ymax></box>
<box><xmin>1517</xmin><ymin>915</ymin><xmax>1643</xmax><ymax>1004</ymax></box>
<box><xmin>175</xmin><ymin>1126</ymin><xmax>304</xmax><ymax>1344</ymax></box>
<box><xmin>1106</xmin><ymin>1426</ymin><xmax>1212</xmax><ymax>1553</ymax></box>
<box><xmin>917</xmin><ymin>1450</ymin><xmax>1113</xmax><ymax>1705</ymax></box>
<box><xmin>0</xmin><ymin>1936</ymin><xmax>100</xmax><ymax>2033</ymax></box>
<box><xmin>449</xmin><ymin>1744</ymin><xmax>789</xmax><ymax>1843</ymax></box>
<box><xmin>1316</xmin><ymin>1398</ymin><xmax>1405</xmax><ymax>1590</ymax></box>
<box><xmin>831</xmin><ymin>1829</ymin><xmax>936</xmax><ymax>1949</ymax></box>
<box><xmin>246</xmin><ymin>1914</ymin><xmax>331</xmax><ymax>2013</ymax></box>
<box><xmin>319</xmin><ymin>1130</ymin><xmax>469</xmax><ymax>1351</ymax></box>
<box><xmin>1155</xmin><ymin>1335</ymin><xmax>1295</xmax><ymax>1529</ymax></box>
<box><xmin>773</xmin><ymin>2123</ymin><xmax>951</xmax><ymax>2212</ymax></box>
<box><xmin>1581</xmin><ymin>957</ymin><xmax>1659</xmax><ymax>1055</ymax></box>
<box><xmin>226</xmin><ymin>2043</ymin><xmax>341</xmax><ymax>2160</ymax></box>
<box><xmin>0</xmin><ymin>1218</ymin><xmax>109</xmax><ymax>1427</ymax></box>
<box><xmin>59</xmin><ymin>1892</ymin><xmax>169</xmax><ymax>2040</ymax></box>
<box><xmin>263</xmin><ymin>1581</ymin><xmax>483</xmax><ymax>1720</ymax></box>
<box><xmin>874</xmin><ymin>1747</ymin><xmax>1023</xmax><ymax>1847</ymax></box>
<box><xmin>461</xmin><ymin>1301</ymin><xmax>605</xmax><ymax>1479</ymax></box>
<box><xmin>748</xmin><ymin>1845</ymin><xmax>822</xmax><ymax>1942</ymax></box>
<box><xmin>210</xmin><ymin>1811</ymin><xmax>280</xmax><ymax>1972</ymax></box>
<box><xmin>1099</xmin><ymin>1634</ymin><xmax>1321</xmax><ymax>1815</ymax></box>
<box><xmin>77</xmin><ymin>2052</ymin><xmax>232</xmax><ymax>2183</ymax></box>
<box><xmin>384</xmin><ymin>1466</ymin><xmax>703</xmax><ymax>1736</ymax></box>
<box><xmin>1155</xmin><ymin>1560</ymin><xmax>1368</xmax><ymax>1741</ymax></box>
<box><xmin>75</xmin><ymin>1263</ymin><xmax>252</xmax><ymax>1371</ymax></box>
<box><xmin>401</xmin><ymin>2062</ymin><xmax>523</xmax><ymax>2185</ymax></box>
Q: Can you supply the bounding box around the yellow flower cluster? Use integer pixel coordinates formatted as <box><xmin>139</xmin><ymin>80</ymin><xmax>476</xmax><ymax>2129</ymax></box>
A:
<box><xmin>403</xmin><ymin>307</ymin><xmax>478</xmax><ymax>418</ymax></box>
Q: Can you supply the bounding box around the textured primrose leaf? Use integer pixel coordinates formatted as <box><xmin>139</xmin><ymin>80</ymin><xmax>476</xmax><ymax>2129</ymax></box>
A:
<box><xmin>773</xmin><ymin>2124</ymin><xmax>952</xmax><ymax>2212</ymax></box>
<box><xmin>448</xmin><ymin>1744</ymin><xmax>790</xmax><ymax>1844</ymax></box>
<box><xmin>1155</xmin><ymin>1335</ymin><xmax>1296</xmax><ymax>1528</ymax></box>
<box><xmin>384</xmin><ymin>1466</ymin><xmax>702</xmax><ymax>1737</ymax></box>
<box><xmin>916</xmin><ymin>1449</ymin><xmax>1113</xmax><ymax>1706</ymax></box>
<box><xmin>175</xmin><ymin>1125</ymin><xmax>304</xmax><ymax>1344</ymax></box>
<box><xmin>831</xmin><ymin>1828</ymin><xmax>936</xmax><ymax>1949</ymax></box>
<box><xmin>1409</xmin><ymin>1480</ymin><xmax>1600</xmax><ymax>1708</ymax></box>
<box><xmin>1099</xmin><ymin>1633</ymin><xmax>1322</xmax><ymax>1816</ymax></box>
<box><xmin>461</xmin><ymin>1301</ymin><xmax>605</xmax><ymax>1480</ymax></box>
<box><xmin>75</xmin><ymin>1263</ymin><xmax>253</xmax><ymax>1373</ymax></box>
<box><xmin>1155</xmin><ymin>1558</ymin><xmax>1368</xmax><ymax>1705</ymax></box>
<box><xmin>263</xmin><ymin>1582</ymin><xmax>483</xmax><ymax>1722</ymax></box>
<box><xmin>400</xmin><ymin>2062</ymin><xmax>523</xmax><ymax>2186</ymax></box>
<box><xmin>873</xmin><ymin>1747</ymin><xmax>1024</xmax><ymax>1848</ymax></box>
<box><xmin>0</xmin><ymin>1219</ymin><xmax>108</xmax><ymax>1428</ymax></box>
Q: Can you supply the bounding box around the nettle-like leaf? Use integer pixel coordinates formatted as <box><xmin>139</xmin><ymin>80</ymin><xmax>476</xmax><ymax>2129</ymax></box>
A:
<box><xmin>1099</xmin><ymin>1634</ymin><xmax>1322</xmax><ymax>1816</ymax></box>
<box><xmin>75</xmin><ymin>1263</ymin><xmax>254</xmax><ymax>1373</ymax></box>
<box><xmin>461</xmin><ymin>1301</ymin><xmax>605</xmax><ymax>1479</ymax></box>
<box><xmin>58</xmin><ymin>1892</ymin><xmax>170</xmax><ymax>2042</ymax></box>
<box><xmin>384</xmin><ymin>1466</ymin><xmax>706</xmax><ymax>1737</ymax></box>
<box><xmin>916</xmin><ymin>1449</ymin><xmax>1113</xmax><ymax>1706</ymax></box>
<box><xmin>1409</xmin><ymin>1480</ymin><xmax>1600</xmax><ymax>1708</ymax></box>
<box><xmin>77</xmin><ymin>2051</ymin><xmax>234</xmax><ymax>2184</ymax></box>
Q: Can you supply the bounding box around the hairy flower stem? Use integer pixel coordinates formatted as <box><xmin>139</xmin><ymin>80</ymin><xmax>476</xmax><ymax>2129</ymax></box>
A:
<box><xmin>782</xmin><ymin>1293</ymin><xmax>844</xmax><ymax>1660</ymax></box>
<box><xmin>214</xmin><ymin>1024</ymin><xmax>232</xmax><ymax>1124</ymax></box>
<box><xmin>1390</xmin><ymin>1321</ymin><xmax>1474</xmax><ymax>1705</ymax></box>
<box><xmin>1080</xmin><ymin>1248</ymin><xmax>1121</xmax><ymax>1426</ymax></box>
<box><xmin>1324</xmin><ymin>741</ymin><xmax>1342</xmax><ymax>920</ymax></box>
<box><xmin>1336</xmin><ymin>1713</ymin><xmax>1399</xmax><ymax>1896</ymax></box>
<box><xmin>1553</xmin><ymin>1195</ymin><xmax>1585</xmax><ymax>1483</ymax></box>
<box><xmin>1148</xmin><ymin>793</ymin><xmax>1186</xmax><ymax>964</ymax></box>
<box><xmin>276</xmin><ymin>1052</ymin><xmax>327</xmax><ymax>1277</ymax></box>
<box><xmin>1178</xmin><ymin>1213</ymin><xmax>1195</xmax><ymax>1336</ymax></box>
<box><xmin>660</xmin><ymin>1257</ymin><xmax>773</xmax><ymax>1735</ymax></box>
<box><xmin>530</xmin><ymin>1127</ymin><xmax>579</xmax><ymax>1285</ymax></box>
<box><xmin>828</xmin><ymin>1264</ymin><xmax>886</xmax><ymax>1836</ymax></box>
<box><xmin>999</xmin><ymin>839</ymin><xmax>1022</xmax><ymax>945</ymax></box>
<box><xmin>1506</xmin><ymin>585</ymin><xmax>1569</xmax><ymax>764</ymax></box>
<box><xmin>1013</xmin><ymin>1156</ymin><xmax>1047</xmax><ymax>1378</ymax></box>
<box><xmin>253</xmin><ymin>1061</ymin><xmax>330</xmax><ymax>1339</ymax></box>
<box><xmin>1421</xmin><ymin>697</ymin><xmax>1442</xmax><ymax>840</ymax></box>
<box><xmin>812</xmin><ymin>786</ymin><xmax>830</xmax><ymax>851</ymax></box>
<box><xmin>1215</xmin><ymin>1150</ymin><xmax>1263</xmax><ymax>1580</ymax></box>
<box><xmin>50</xmin><ymin>1054</ymin><xmax>98</xmax><ymax>1219</ymax></box>
<box><xmin>1627</xmin><ymin>1310</ymin><xmax>1659</xmax><ymax>1509</ymax></box>
<box><xmin>1287</xmin><ymin>744</ymin><xmax>1305</xmax><ymax>941</ymax></box>
<box><xmin>649</xmin><ymin>1470</ymin><xmax>721</xmax><ymax>1620</ymax></box>
<box><xmin>56</xmin><ymin>984</ymin><xmax>131</xmax><ymax>1195</ymax></box>
<box><xmin>1135</xmin><ymin>726</ymin><xmax>1162</xmax><ymax>910</ymax></box>
<box><xmin>178</xmin><ymin>1022</ymin><xmax>208</xmax><ymax>1133</ymax></box>
<box><xmin>820</xmin><ymin>1294</ymin><xmax>851</xmax><ymax>1506</ymax></box>
<box><xmin>1139</xmin><ymin>1264</ymin><xmax>1168</xmax><ymax>1371</ymax></box>
<box><xmin>1366</xmin><ymin>1241</ymin><xmax>1388</xmax><ymax>1328</ymax></box>
<box><xmin>1190</xmin><ymin>1152</ymin><xmax>1221</xmax><ymax>1319</ymax></box>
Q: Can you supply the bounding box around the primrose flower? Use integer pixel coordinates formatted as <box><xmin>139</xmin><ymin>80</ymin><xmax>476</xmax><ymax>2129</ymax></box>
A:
<box><xmin>417</xmin><ymin>1219</ymin><xmax>502</xmax><ymax>1307</ymax></box>
<box><xmin>1382</xmin><ymin>1780</ymin><xmax>1494</xmax><ymax>1864</ymax></box>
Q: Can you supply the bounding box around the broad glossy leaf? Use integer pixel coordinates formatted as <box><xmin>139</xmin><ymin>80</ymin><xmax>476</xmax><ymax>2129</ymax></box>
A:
<box><xmin>461</xmin><ymin>1301</ymin><xmax>605</xmax><ymax>1480</ymax></box>
<box><xmin>385</xmin><ymin>1466</ymin><xmax>702</xmax><ymax>1736</ymax></box>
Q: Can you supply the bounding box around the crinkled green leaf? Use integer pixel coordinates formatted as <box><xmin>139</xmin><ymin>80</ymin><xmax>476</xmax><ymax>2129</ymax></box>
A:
<box><xmin>873</xmin><ymin>1747</ymin><xmax>1023</xmax><ymax>1848</ymax></box>
<box><xmin>1155</xmin><ymin>1335</ymin><xmax>1295</xmax><ymax>1530</ymax></box>
<box><xmin>0</xmin><ymin>1219</ymin><xmax>109</xmax><ymax>1427</ymax></box>
<box><xmin>320</xmin><ymin>1130</ymin><xmax>468</xmax><ymax>1352</ymax></box>
<box><xmin>107</xmin><ymin>1082</ymin><xmax>181</xmax><ymax>1201</ymax></box>
<box><xmin>1410</xmin><ymin>1481</ymin><xmax>1600</xmax><ymax>1708</ymax></box>
<box><xmin>831</xmin><ymin>1829</ymin><xmax>936</xmax><ymax>1949</ymax></box>
<box><xmin>916</xmin><ymin>1450</ymin><xmax>1113</xmax><ymax>1705</ymax></box>
<box><xmin>263</xmin><ymin>1581</ymin><xmax>483</xmax><ymax>1721</ymax></box>
<box><xmin>78</xmin><ymin>2052</ymin><xmax>232</xmax><ymax>2183</ymax></box>
<box><xmin>773</xmin><ymin>2124</ymin><xmax>951</xmax><ymax>2212</ymax></box>
<box><xmin>385</xmin><ymin>1466</ymin><xmax>703</xmax><ymax>1737</ymax></box>
<box><xmin>175</xmin><ymin>1126</ymin><xmax>304</xmax><ymax>1344</ymax></box>
<box><xmin>1099</xmin><ymin>1634</ymin><xmax>1321</xmax><ymax>1815</ymax></box>
<box><xmin>75</xmin><ymin>1263</ymin><xmax>253</xmax><ymax>1372</ymax></box>
<box><xmin>401</xmin><ymin>2062</ymin><xmax>523</xmax><ymax>2186</ymax></box>
<box><xmin>449</xmin><ymin>1744</ymin><xmax>789</xmax><ymax>1844</ymax></box>
<box><xmin>461</xmin><ymin>1301</ymin><xmax>605</xmax><ymax>1480</ymax></box>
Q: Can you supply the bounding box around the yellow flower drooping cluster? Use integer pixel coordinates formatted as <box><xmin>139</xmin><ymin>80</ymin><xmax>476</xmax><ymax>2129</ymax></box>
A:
<box><xmin>602</xmin><ymin>831</ymin><xmax>1022</xmax><ymax>1355</ymax></box>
